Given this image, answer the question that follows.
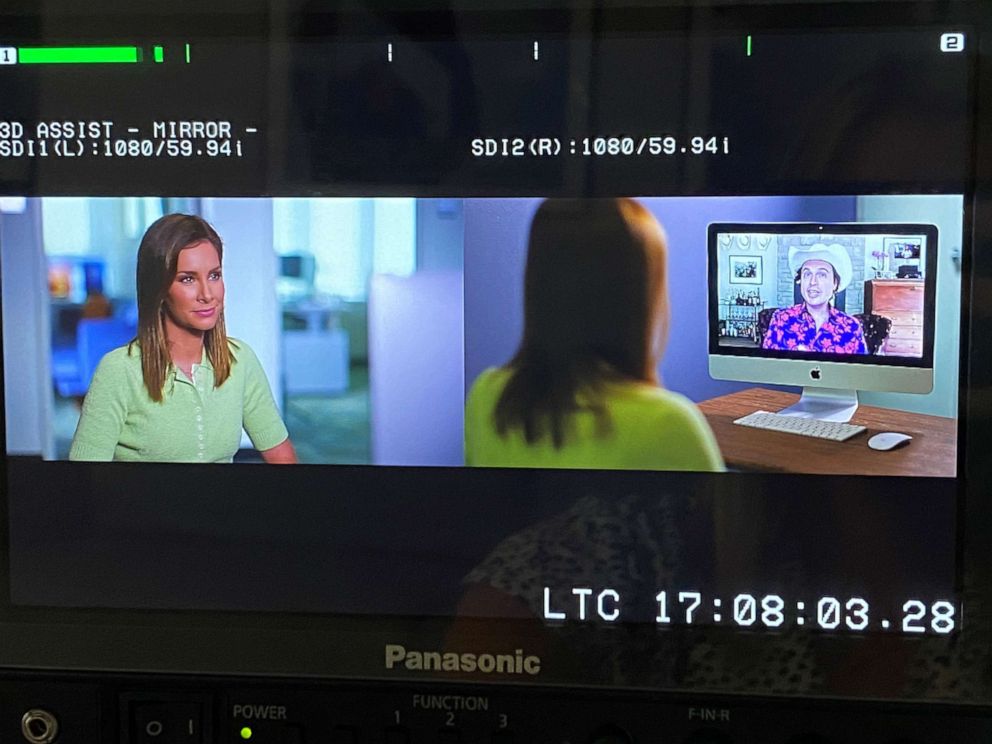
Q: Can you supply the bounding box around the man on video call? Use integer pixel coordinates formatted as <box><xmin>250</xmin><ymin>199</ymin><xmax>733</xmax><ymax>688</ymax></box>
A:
<box><xmin>761</xmin><ymin>243</ymin><xmax>867</xmax><ymax>355</ymax></box>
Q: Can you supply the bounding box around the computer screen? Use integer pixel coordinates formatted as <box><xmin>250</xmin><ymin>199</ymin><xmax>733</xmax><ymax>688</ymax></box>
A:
<box><xmin>279</xmin><ymin>255</ymin><xmax>306</xmax><ymax>280</ymax></box>
<box><xmin>710</xmin><ymin>223</ymin><xmax>937</xmax><ymax>363</ymax></box>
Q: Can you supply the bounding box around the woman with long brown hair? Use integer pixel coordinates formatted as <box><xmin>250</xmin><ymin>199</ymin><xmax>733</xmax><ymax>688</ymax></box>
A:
<box><xmin>465</xmin><ymin>198</ymin><xmax>722</xmax><ymax>471</ymax></box>
<box><xmin>70</xmin><ymin>214</ymin><xmax>296</xmax><ymax>463</ymax></box>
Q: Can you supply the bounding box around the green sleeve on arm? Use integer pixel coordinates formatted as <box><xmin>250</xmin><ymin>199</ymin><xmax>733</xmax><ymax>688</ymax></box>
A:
<box><xmin>68</xmin><ymin>351</ymin><xmax>130</xmax><ymax>461</ymax></box>
<box><xmin>239</xmin><ymin>345</ymin><xmax>289</xmax><ymax>452</ymax></box>
<box><xmin>669</xmin><ymin>399</ymin><xmax>726</xmax><ymax>472</ymax></box>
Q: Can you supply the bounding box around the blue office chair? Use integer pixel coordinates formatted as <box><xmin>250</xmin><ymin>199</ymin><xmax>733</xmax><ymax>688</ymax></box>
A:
<box><xmin>55</xmin><ymin>317</ymin><xmax>136</xmax><ymax>398</ymax></box>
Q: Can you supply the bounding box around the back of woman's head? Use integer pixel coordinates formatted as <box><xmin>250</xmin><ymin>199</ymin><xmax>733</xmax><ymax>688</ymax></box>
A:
<box><xmin>494</xmin><ymin>198</ymin><xmax>669</xmax><ymax>446</ymax></box>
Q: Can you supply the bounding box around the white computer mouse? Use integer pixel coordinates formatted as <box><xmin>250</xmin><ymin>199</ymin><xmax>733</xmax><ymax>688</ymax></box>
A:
<box><xmin>868</xmin><ymin>432</ymin><xmax>913</xmax><ymax>451</ymax></box>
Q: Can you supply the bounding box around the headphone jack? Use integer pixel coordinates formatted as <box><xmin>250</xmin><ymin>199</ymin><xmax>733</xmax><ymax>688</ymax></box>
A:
<box><xmin>21</xmin><ymin>709</ymin><xmax>59</xmax><ymax>744</ymax></box>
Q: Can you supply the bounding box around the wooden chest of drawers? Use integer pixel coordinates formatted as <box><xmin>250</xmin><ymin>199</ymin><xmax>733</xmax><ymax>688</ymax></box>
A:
<box><xmin>864</xmin><ymin>279</ymin><xmax>924</xmax><ymax>356</ymax></box>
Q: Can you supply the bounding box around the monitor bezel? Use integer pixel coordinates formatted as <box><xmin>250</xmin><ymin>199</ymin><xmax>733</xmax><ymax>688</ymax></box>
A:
<box><xmin>0</xmin><ymin>0</ymin><xmax>990</xmax><ymax>709</ymax></box>
<box><xmin>707</xmin><ymin>222</ymin><xmax>940</xmax><ymax>369</ymax></box>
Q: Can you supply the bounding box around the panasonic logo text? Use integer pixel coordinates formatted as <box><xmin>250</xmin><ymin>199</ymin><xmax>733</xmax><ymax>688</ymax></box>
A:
<box><xmin>385</xmin><ymin>644</ymin><xmax>541</xmax><ymax>675</ymax></box>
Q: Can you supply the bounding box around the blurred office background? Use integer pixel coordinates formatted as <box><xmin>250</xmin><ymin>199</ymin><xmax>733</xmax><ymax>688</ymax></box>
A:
<box><xmin>1</xmin><ymin>197</ymin><xmax>464</xmax><ymax>465</ymax></box>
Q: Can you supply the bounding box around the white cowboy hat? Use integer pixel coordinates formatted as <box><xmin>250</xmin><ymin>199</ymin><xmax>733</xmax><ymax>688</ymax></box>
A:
<box><xmin>788</xmin><ymin>243</ymin><xmax>854</xmax><ymax>293</ymax></box>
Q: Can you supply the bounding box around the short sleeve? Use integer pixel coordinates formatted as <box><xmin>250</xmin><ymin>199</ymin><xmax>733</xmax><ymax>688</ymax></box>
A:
<box><xmin>672</xmin><ymin>400</ymin><xmax>726</xmax><ymax>472</ymax></box>
<box><xmin>236</xmin><ymin>343</ymin><xmax>290</xmax><ymax>452</ymax></box>
<box><xmin>643</xmin><ymin>393</ymin><xmax>726</xmax><ymax>473</ymax></box>
<box><xmin>69</xmin><ymin>349</ymin><xmax>131</xmax><ymax>461</ymax></box>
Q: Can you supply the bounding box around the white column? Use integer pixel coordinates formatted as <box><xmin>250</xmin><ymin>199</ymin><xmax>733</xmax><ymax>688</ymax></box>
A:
<box><xmin>1</xmin><ymin>200</ymin><xmax>55</xmax><ymax>457</ymax></box>
<box><xmin>199</xmin><ymin>199</ymin><xmax>282</xmax><ymax>429</ymax></box>
<box><xmin>368</xmin><ymin>271</ymin><xmax>465</xmax><ymax>466</ymax></box>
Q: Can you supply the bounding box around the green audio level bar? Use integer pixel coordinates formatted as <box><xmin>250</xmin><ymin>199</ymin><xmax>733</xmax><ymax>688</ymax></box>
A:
<box><xmin>16</xmin><ymin>46</ymin><xmax>142</xmax><ymax>64</ymax></box>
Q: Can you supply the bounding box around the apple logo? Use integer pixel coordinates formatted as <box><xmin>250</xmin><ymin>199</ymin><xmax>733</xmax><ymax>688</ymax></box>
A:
<box><xmin>810</xmin><ymin>367</ymin><xmax>822</xmax><ymax>381</ymax></box>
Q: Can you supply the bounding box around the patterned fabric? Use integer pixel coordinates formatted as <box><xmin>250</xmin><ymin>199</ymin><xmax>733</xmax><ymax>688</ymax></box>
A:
<box><xmin>761</xmin><ymin>303</ymin><xmax>867</xmax><ymax>354</ymax></box>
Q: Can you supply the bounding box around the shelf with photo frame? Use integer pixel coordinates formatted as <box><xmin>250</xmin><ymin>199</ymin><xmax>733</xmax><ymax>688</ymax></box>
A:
<box><xmin>718</xmin><ymin>299</ymin><xmax>766</xmax><ymax>347</ymax></box>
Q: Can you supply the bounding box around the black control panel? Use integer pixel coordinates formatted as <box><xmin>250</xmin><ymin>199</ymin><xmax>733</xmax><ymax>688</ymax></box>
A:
<box><xmin>1</xmin><ymin>672</ymin><xmax>990</xmax><ymax>744</ymax></box>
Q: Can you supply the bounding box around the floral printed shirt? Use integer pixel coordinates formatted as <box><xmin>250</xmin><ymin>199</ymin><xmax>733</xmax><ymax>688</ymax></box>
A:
<box><xmin>762</xmin><ymin>304</ymin><xmax>867</xmax><ymax>354</ymax></box>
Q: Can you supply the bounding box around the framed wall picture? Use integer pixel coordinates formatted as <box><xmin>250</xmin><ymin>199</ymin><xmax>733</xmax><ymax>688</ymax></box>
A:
<box><xmin>884</xmin><ymin>236</ymin><xmax>923</xmax><ymax>261</ymax></box>
<box><xmin>729</xmin><ymin>255</ymin><xmax>762</xmax><ymax>284</ymax></box>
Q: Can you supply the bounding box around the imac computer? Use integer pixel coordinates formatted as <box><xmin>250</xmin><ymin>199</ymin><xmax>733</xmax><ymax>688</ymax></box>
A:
<box><xmin>708</xmin><ymin>223</ymin><xmax>938</xmax><ymax>421</ymax></box>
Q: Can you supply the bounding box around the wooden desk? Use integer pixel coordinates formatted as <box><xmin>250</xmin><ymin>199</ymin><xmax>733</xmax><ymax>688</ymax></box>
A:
<box><xmin>698</xmin><ymin>388</ymin><xmax>957</xmax><ymax>477</ymax></box>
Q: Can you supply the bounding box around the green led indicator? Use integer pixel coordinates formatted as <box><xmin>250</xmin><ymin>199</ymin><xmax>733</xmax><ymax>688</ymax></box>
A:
<box><xmin>185</xmin><ymin>43</ymin><xmax>191</xmax><ymax>63</ymax></box>
<box><xmin>240</xmin><ymin>727</ymin><xmax>253</xmax><ymax>740</ymax></box>
<box><xmin>746</xmin><ymin>35</ymin><xmax>752</xmax><ymax>57</ymax></box>
<box><xmin>17</xmin><ymin>46</ymin><xmax>141</xmax><ymax>64</ymax></box>
<box><xmin>153</xmin><ymin>46</ymin><xmax>164</xmax><ymax>63</ymax></box>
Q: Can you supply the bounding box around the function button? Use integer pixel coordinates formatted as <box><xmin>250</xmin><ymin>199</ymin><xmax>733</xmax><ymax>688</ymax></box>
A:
<box><xmin>385</xmin><ymin>727</ymin><xmax>410</xmax><ymax>744</ymax></box>
<box><xmin>491</xmin><ymin>732</ymin><xmax>515</xmax><ymax>744</ymax></box>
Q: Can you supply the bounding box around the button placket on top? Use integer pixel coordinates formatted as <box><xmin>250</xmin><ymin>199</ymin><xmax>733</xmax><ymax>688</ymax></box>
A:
<box><xmin>190</xmin><ymin>365</ymin><xmax>207</xmax><ymax>460</ymax></box>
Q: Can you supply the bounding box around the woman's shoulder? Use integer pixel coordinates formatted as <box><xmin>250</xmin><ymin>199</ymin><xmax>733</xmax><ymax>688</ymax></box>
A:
<box><xmin>96</xmin><ymin>343</ymin><xmax>141</xmax><ymax>372</ymax></box>
<box><xmin>606</xmin><ymin>383</ymin><xmax>718</xmax><ymax>441</ymax></box>
<box><xmin>603</xmin><ymin>382</ymin><xmax>724</xmax><ymax>470</ymax></box>
<box><xmin>227</xmin><ymin>337</ymin><xmax>259</xmax><ymax>363</ymax></box>
<box><xmin>87</xmin><ymin>343</ymin><xmax>142</xmax><ymax>391</ymax></box>
<box><xmin>223</xmin><ymin>339</ymin><xmax>271</xmax><ymax>388</ymax></box>
<box><xmin>468</xmin><ymin>366</ymin><xmax>512</xmax><ymax>398</ymax></box>
<box><xmin>613</xmin><ymin>382</ymin><xmax>702</xmax><ymax>418</ymax></box>
<box><xmin>465</xmin><ymin>367</ymin><xmax>513</xmax><ymax>421</ymax></box>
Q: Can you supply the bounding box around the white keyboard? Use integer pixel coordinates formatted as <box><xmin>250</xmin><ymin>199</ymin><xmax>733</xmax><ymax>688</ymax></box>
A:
<box><xmin>733</xmin><ymin>410</ymin><xmax>867</xmax><ymax>441</ymax></box>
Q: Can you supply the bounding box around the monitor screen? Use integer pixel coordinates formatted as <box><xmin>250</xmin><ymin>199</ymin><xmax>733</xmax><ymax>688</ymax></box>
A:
<box><xmin>0</xmin><ymin>1</ymin><xmax>988</xmax><ymax>705</ymax></box>
<box><xmin>710</xmin><ymin>223</ymin><xmax>938</xmax><ymax>362</ymax></box>
<box><xmin>280</xmin><ymin>254</ymin><xmax>305</xmax><ymax>279</ymax></box>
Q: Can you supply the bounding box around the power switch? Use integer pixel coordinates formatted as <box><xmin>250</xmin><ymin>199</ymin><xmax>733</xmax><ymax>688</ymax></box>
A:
<box><xmin>131</xmin><ymin>702</ymin><xmax>203</xmax><ymax>743</ymax></box>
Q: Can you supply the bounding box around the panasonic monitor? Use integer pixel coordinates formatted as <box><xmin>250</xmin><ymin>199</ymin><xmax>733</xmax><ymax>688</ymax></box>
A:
<box><xmin>1</xmin><ymin>2</ymin><xmax>991</xmax><ymax>743</ymax></box>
